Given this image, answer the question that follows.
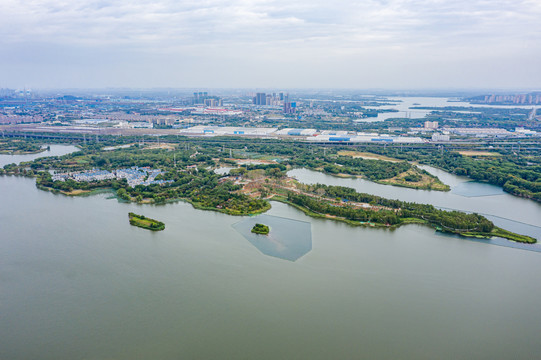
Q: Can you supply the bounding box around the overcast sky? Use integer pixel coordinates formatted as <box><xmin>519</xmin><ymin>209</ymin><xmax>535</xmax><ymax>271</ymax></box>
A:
<box><xmin>0</xmin><ymin>0</ymin><xmax>540</xmax><ymax>90</ymax></box>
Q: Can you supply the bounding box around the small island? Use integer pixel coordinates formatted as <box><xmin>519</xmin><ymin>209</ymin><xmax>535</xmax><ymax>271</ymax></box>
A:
<box><xmin>251</xmin><ymin>223</ymin><xmax>270</xmax><ymax>235</ymax></box>
<box><xmin>128</xmin><ymin>212</ymin><xmax>165</xmax><ymax>231</ymax></box>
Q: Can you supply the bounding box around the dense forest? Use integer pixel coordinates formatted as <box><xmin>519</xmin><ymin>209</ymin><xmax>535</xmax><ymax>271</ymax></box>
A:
<box><xmin>0</xmin><ymin>139</ymin><xmax>44</xmax><ymax>154</ymax></box>
<box><xmin>354</xmin><ymin>145</ymin><xmax>541</xmax><ymax>202</ymax></box>
<box><xmin>288</xmin><ymin>184</ymin><xmax>495</xmax><ymax>233</ymax></box>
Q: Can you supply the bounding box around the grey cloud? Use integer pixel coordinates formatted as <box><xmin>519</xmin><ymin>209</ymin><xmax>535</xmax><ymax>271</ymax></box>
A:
<box><xmin>0</xmin><ymin>0</ymin><xmax>539</xmax><ymax>88</ymax></box>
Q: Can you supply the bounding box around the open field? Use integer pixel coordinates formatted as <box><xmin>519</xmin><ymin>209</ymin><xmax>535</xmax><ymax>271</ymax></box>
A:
<box><xmin>337</xmin><ymin>150</ymin><xmax>400</xmax><ymax>162</ymax></box>
<box><xmin>144</xmin><ymin>143</ymin><xmax>176</xmax><ymax>150</ymax></box>
<box><xmin>458</xmin><ymin>151</ymin><xmax>502</xmax><ymax>156</ymax></box>
<box><xmin>378</xmin><ymin>169</ymin><xmax>450</xmax><ymax>191</ymax></box>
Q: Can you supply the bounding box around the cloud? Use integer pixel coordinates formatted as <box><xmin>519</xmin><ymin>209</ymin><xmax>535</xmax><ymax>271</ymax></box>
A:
<box><xmin>0</xmin><ymin>0</ymin><xmax>540</xmax><ymax>88</ymax></box>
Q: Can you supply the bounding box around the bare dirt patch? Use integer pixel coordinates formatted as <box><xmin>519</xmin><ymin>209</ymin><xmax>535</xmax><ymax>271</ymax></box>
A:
<box><xmin>144</xmin><ymin>143</ymin><xmax>176</xmax><ymax>150</ymax></box>
<box><xmin>337</xmin><ymin>151</ymin><xmax>401</xmax><ymax>162</ymax></box>
<box><xmin>458</xmin><ymin>151</ymin><xmax>501</xmax><ymax>157</ymax></box>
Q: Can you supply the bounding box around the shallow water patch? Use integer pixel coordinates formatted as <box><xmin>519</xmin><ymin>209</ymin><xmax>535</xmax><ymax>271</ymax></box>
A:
<box><xmin>451</xmin><ymin>181</ymin><xmax>505</xmax><ymax>197</ymax></box>
<box><xmin>233</xmin><ymin>214</ymin><xmax>312</xmax><ymax>261</ymax></box>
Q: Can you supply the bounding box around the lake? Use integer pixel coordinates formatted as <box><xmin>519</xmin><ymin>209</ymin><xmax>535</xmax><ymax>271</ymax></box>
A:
<box><xmin>359</xmin><ymin>96</ymin><xmax>538</xmax><ymax>121</ymax></box>
<box><xmin>1</xmin><ymin>167</ymin><xmax>541</xmax><ymax>359</ymax></box>
<box><xmin>0</xmin><ymin>144</ymin><xmax>80</xmax><ymax>167</ymax></box>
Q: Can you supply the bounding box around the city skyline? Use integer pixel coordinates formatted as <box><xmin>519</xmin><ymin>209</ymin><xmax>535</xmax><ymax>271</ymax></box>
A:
<box><xmin>1</xmin><ymin>0</ymin><xmax>540</xmax><ymax>90</ymax></box>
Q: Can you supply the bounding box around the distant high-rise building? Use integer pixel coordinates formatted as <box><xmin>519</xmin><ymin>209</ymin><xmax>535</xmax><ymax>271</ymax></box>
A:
<box><xmin>254</xmin><ymin>93</ymin><xmax>266</xmax><ymax>106</ymax></box>
<box><xmin>283</xmin><ymin>94</ymin><xmax>296</xmax><ymax>114</ymax></box>
<box><xmin>194</xmin><ymin>91</ymin><xmax>221</xmax><ymax>106</ymax></box>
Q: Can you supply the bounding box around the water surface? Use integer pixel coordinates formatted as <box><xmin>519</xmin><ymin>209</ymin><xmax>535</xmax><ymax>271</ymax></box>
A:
<box><xmin>1</xmin><ymin>176</ymin><xmax>541</xmax><ymax>359</ymax></box>
<box><xmin>0</xmin><ymin>144</ymin><xmax>79</xmax><ymax>167</ymax></box>
<box><xmin>360</xmin><ymin>96</ymin><xmax>537</xmax><ymax>121</ymax></box>
<box><xmin>233</xmin><ymin>214</ymin><xmax>312</xmax><ymax>261</ymax></box>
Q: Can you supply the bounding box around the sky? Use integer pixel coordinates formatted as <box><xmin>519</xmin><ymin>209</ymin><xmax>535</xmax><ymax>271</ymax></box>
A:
<box><xmin>0</xmin><ymin>0</ymin><xmax>540</xmax><ymax>90</ymax></box>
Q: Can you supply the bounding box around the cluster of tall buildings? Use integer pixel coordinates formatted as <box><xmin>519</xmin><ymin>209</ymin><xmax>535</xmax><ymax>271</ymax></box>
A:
<box><xmin>253</xmin><ymin>92</ymin><xmax>285</xmax><ymax>106</ymax></box>
<box><xmin>193</xmin><ymin>92</ymin><xmax>223</xmax><ymax>107</ymax></box>
<box><xmin>283</xmin><ymin>93</ymin><xmax>296</xmax><ymax>115</ymax></box>
<box><xmin>0</xmin><ymin>114</ymin><xmax>43</xmax><ymax>124</ymax></box>
<box><xmin>252</xmin><ymin>92</ymin><xmax>296</xmax><ymax>114</ymax></box>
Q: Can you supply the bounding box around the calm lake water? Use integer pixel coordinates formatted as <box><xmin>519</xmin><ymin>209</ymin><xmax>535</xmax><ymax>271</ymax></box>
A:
<box><xmin>1</xmin><ymin>171</ymin><xmax>541</xmax><ymax>358</ymax></box>
<box><xmin>0</xmin><ymin>144</ymin><xmax>80</xmax><ymax>167</ymax></box>
<box><xmin>233</xmin><ymin>214</ymin><xmax>312</xmax><ymax>261</ymax></box>
<box><xmin>360</xmin><ymin>96</ymin><xmax>537</xmax><ymax>121</ymax></box>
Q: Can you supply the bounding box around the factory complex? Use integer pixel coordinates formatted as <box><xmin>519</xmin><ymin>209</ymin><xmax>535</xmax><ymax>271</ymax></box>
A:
<box><xmin>179</xmin><ymin>125</ymin><xmax>426</xmax><ymax>143</ymax></box>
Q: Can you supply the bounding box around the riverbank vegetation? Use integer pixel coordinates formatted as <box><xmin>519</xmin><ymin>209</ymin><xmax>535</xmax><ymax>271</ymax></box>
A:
<box><xmin>0</xmin><ymin>139</ymin><xmax>46</xmax><ymax>154</ymax></box>
<box><xmin>2</xmin><ymin>136</ymin><xmax>537</xmax><ymax>243</ymax></box>
<box><xmin>128</xmin><ymin>212</ymin><xmax>165</xmax><ymax>231</ymax></box>
<box><xmin>283</xmin><ymin>184</ymin><xmax>535</xmax><ymax>243</ymax></box>
<box><xmin>354</xmin><ymin>146</ymin><xmax>541</xmax><ymax>202</ymax></box>
<box><xmin>287</xmin><ymin>153</ymin><xmax>449</xmax><ymax>191</ymax></box>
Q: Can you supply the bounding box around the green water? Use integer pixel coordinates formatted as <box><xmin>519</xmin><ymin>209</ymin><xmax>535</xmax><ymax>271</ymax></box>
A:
<box><xmin>1</xmin><ymin>175</ymin><xmax>541</xmax><ymax>359</ymax></box>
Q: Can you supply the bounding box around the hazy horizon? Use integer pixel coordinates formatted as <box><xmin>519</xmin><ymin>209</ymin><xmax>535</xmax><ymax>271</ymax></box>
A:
<box><xmin>1</xmin><ymin>1</ymin><xmax>540</xmax><ymax>90</ymax></box>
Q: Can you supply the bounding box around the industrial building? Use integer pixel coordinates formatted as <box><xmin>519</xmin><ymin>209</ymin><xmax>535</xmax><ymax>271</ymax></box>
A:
<box><xmin>179</xmin><ymin>126</ymin><xmax>277</xmax><ymax>136</ymax></box>
<box><xmin>276</xmin><ymin>128</ymin><xmax>317</xmax><ymax>136</ymax></box>
<box><xmin>306</xmin><ymin>134</ymin><xmax>425</xmax><ymax>144</ymax></box>
<box><xmin>447</xmin><ymin>128</ymin><xmax>510</xmax><ymax>136</ymax></box>
<box><xmin>432</xmin><ymin>133</ymin><xmax>451</xmax><ymax>141</ymax></box>
<box><xmin>320</xmin><ymin>130</ymin><xmax>350</xmax><ymax>136</ymax></box>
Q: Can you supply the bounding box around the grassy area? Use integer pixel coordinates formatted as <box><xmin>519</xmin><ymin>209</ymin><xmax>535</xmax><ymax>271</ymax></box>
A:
<box><xmin>457</xmin><ymin>151</ymin><xmax>502</xmax><ymax>157</ymax></box>
<box><xmin>437</xmin><ymin>227</ymin><xmax>536</xmax><ymax>244</ymax></box>
<box><xmin>188</xmin><ymin>199</ymin><xmax>271</xmax><ymax>216</ymax></box>
<box><xmin>490</xmin><ymin>227</ymin><xmax>536</xmax><ymax>244</ymax></box>
<box><xmin>128</xmin><ymin>212</ymin><xmax>165</xmax><ymax>231</ymax></box>
<box><xmin>337</xmin><ymin>150</ymin><xmax>400</xmax><ymax>162</ymax></box>
<box><xmin>37</xmin><ymin>184</ymin><xmax>112</xmax><ymax>197</ymax></box>
<box><xmin>377</xmin><ymin>169</ymin><xmax>450</xmax><ymax>191</ymax></box>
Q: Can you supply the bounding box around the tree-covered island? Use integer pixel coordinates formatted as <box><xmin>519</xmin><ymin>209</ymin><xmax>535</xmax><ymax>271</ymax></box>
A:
<box><xmin>251</xmin><ymin>223</ymin><xmax>270</xmax><ymax>235</ymax></box>
<box><xmin>129</xmin><ymin>212</ymin><xmax>165</xmax><ymax>231</ymax></box>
